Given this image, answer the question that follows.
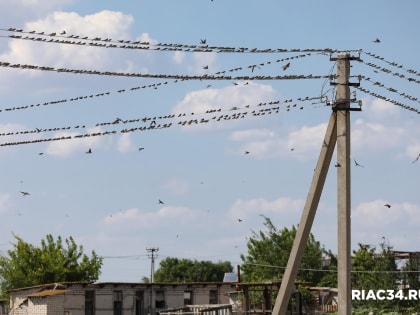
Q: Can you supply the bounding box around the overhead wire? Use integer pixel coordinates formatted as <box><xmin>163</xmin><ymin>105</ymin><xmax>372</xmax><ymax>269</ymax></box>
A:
<box><xmin>0</xmin><ymin>53</ymin><xmax>315</xmax><ymax>114</ymax></box>
<box><xmin>0</xmin><ymin>27</ymin><xmax>337</xmax><ymax>55</ymax></box>
<box><xmin>0</xmin><ymin>95</ymin><xmax>326</xmax><ymax>147</ymax></box>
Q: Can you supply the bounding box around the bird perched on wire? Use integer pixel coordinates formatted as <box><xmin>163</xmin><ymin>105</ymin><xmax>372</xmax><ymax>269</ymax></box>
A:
<box><xmin>200</xmin><ymin>39</ymin><xmax>206</xmax><ymax>44</ymax></box>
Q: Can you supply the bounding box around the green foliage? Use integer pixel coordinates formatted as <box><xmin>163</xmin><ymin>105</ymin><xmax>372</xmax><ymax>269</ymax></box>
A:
<box><xmin>240</xmin><ymin>216</ymin><xmax>328</xmax><ymax>286</ymax></box>
<box><xmin>0</xmin><ymin>234</ymin><xmax>103</xmax><ymax>293</ymax></box>
<box><xmin>154</xmin><ymin>257</ymin><xmax>233</xmax><ymax>282</ymax></box>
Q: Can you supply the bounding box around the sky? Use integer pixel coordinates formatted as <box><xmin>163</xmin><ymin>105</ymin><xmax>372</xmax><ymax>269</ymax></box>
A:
<box><xmin>0</xmin><ymin>0</ymin><xmax>419</xmax><ymax>283</ymax></box>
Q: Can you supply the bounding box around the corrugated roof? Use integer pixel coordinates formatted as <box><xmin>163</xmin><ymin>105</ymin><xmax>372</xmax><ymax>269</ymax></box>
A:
<box><xmin>28</xmin><ymin>289</ymin><xmax>69</xmax><ymax>297</ymax></box>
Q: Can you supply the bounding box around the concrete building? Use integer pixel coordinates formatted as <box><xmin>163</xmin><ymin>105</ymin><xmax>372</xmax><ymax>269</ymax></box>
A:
<box><xmin>8</xmin><ymin>281</ymin><xmax>237</xmax><ymax>315</ymax></box>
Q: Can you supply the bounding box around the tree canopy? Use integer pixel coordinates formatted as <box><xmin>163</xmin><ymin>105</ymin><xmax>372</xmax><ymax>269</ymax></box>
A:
<box><xmin>240</xmin><ymin>216</ymin><xmax>331</xmax><ymax>286</ymax></box>
<box><xmin>154</xmin><ymin>257</ymin><xmax>233</xmax><ymax>282</ymax></box>
<box><xmin>0</xmin><ymin>234</ymin><xmax>103</xmax><ymax>294</ymax></box>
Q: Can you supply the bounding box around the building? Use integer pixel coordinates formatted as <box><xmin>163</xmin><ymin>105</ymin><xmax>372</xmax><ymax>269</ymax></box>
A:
<box><xmin>8</xmin><ymin>281</ymin><xmax>237</xmax><ymax>315</ymax></box>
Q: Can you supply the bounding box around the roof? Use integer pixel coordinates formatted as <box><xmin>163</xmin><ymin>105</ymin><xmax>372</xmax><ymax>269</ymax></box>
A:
<box><xmin>28</xmin><ymin>289</ymin><xmax>70</xmax><ymax>297</ymax></box>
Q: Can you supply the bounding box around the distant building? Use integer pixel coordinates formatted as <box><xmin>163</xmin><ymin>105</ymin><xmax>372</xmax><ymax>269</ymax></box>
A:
<box><xmin>8</xmin><ymin>281</ymin><xmax>237</xmax><ymax>315</ymax></box>
<box><xmin>0</xmin><ymin>298</ymin><xmax>9</xmax><ymax>315</ymax></box>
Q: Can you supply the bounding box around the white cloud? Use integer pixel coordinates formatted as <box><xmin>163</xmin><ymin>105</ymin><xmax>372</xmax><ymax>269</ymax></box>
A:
<box><xmin>103</xmin><ymin>206</ymin><xmax>202</xmax><ymax>230</ymax></box>
<box><xmin>173</xmin><ymin>82</ymin><xmax>278</xmax><ymax>132</ymax></box>
<box><xmin>351</xmin><ymin>199</ymin><xmax>420</xmax><ymax>251</ymax></box>
<box><xmin>116</xmin><ymin>133</ymin><xmax>134</xmax><ymax>154</ymax></box>
<box><xmin>229</xmin><ymin>123</ymin><xmax>327</xmax><ymax>160</ymax></box>
<box><xmin>45</xmin><ymin>126</ymin><xmax>111</xmax><ymax>157</ymax></box>
<box><xmin>0</xmin><ymin>194</ymin><xmax>13</xmax><ymax>214</ymax></box>
<box><xmin>228</xmin><ymin>197</ymin><xmax>304</xmax><ymax>221</ymax></box>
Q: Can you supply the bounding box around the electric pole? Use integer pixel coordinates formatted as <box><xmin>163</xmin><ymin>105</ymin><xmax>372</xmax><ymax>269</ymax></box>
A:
<box><xmin>271</xmin><ymin>51</ymin><xmax>361</xmax><ymax>315</ymax></box>
<box><xmin>146</xmin><ymin>247</ymin><xmax>159</xmax><ymax>283</ymax></box>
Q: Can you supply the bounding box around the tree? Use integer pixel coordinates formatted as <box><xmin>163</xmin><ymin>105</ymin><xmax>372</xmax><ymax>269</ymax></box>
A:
<box><xmin>240</xmin><ymin>216</ymin><xmax>327</xmax><ymax>286</ymax></box>
<box><xmin>154</xmin><ymin>257</ymin><xmax>233</xmax><ymax>282</ymax></box>
<box><xmin>0</xmin><ymin>234</ymin><xmax>103</xmax><ymax>294</ymax></box>
<box><xmin>351</xmin><ymin>240</ymin><xmax>399</xmax><ymax>311</ymax></box>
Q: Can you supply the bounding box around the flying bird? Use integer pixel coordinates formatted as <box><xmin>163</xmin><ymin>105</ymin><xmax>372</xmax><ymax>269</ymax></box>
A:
<box><xmin>158</xmin><ymin>199</ymin><xmax>165</xmax><ymax>204</ymax></box>
<box><xmin>412</xmin><ymin>153</ymin><xmax>420</xmax><ymax>163</ymax></box>
<box><xmin>200</xmin><ymin>39</ymin><xmax>206</xmax><ymax>44</ymax></box>
<box><xmin>138</xmin><ymin>147</ymin><xmax>145</xmax><ymax>151</ymax></box>
<box><xmin>237</xmin><ymin>218</ymin><xmax>243</xmax><ymax>222</ymax></box>
<box><xmin>282</xmin><ymin>62</ymin><xmax>290</xmax><ymax>71</ymax></box>
<box><xmin>202</xmin><ymin>65</ymin><xmax>208</xmax><ymax>70</ymax></box>
<box><xmin>20</xmin><ymin>191</ymin><xmax>30</xmax><ymax>196</ymax></box>
<box><xmin>85</xmin><ymin>148</ymin><xmax>92</xmax><ymax>154</ymax></box>
<box><xmin>354</xmin><ymin>159</ymin><xmax>364</xmax><ymax>167</ymax></box>
<box><xmin>373</xmin><ymin>38</ymin><xmax>381</xmax><ymax>43</ymax></box>
<box><xmin>384</xmin><ymin>203</ymin><xmax>391</xmax><ymax>208</ymax></box>
<box><xmin>244</xmin><ymin>151</ymin><xmax>250</xmax><ymax>155</ymax></box>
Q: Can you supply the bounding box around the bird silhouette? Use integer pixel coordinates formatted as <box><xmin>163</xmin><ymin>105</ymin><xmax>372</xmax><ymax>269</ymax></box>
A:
<box><xmin>158</xmin><ymin>199</ymin><xmax>164</xmax><ymax>204</ymax></box>
<box><xmin>335</xmin><ymin>163</ymin><xmax>341</xmax><ymax>167</ymax></box>
<box><xmin>200</xmin><ymin>39</ymin><xmax>206</xmax><ymax>44</ymax></box>
<box><xmin>85</xmin><ymin>148</ymin><xmax>92</xmax><ymax>154</ymax></box>
<box><xmin>244</xmin><ymin>151</ymin><xmax>250</xmax><ymax>155</ymax></box>
<box><xmin>237</xmin><ymin>218</ymin><xmax>243</xmax><ymax>222</ymax></box>
<box><xmin>282</xmin><ymin>62</ymin><xmax>290</xmax><ymax>71</ymax></box>
<box><xmin>384</xmin><ymin>203</ymin><xmax>391</xmax><ymax>208</ymax></box>
<box><xmin>138</xmin><ymin>147</ymin><xmax>145</xmax><ymax>151</ymax></box>
<box><xmin>412</xmin><ymin>153</ymin><xmax>420</xmax><ymax>163</ymax></box>
<box><xmin>354</xmin><ymin>159</ymin><xmax>364</xmax><ymax>167</ymax></box>
<box><xmin>202</xmin><ymin>65</ymin><xmax>208</xmax><ymax>70</ymax></box>
<box><xmin>373</xmin><ymin>38</ymin><xmax>381</xmax><ymax>43</ymax></box>
<box><xmin>20</xmin><ymin>191</ymin><xmax>30</xmax><ymax>196</ymax></box>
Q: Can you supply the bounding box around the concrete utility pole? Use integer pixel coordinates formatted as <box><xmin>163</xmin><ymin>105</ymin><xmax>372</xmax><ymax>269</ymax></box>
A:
<box><xmin>335</xmin><ymin>51</ymin><xmax>352</xmax><ymax>315</ymax></box>
<box><xmin>146</xmin><ymin>247</ymin><xmax>159</xmax><ymax>283</ymax></box>
<box><xmin>271</xmin><ymin>51</ymin><xmax>359</xmax><ymax>315</ymax></box>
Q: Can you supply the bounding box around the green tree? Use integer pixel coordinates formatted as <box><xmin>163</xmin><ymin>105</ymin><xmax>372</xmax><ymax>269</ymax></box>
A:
<box><xmin>0</xmin><ymin>234</ymin><xmax>103</xmax><ymax>294</ymax></box>
<box><xmin>351</xmin><ymin>240</ymin><xmax>399</xmax><ymax>311</ymax></box>
<box><xmin>240</xmin><ymin>216</ymin><xmax>326</xmax><ymax>286</ymax></box>
<box><xmin>154</xmin><ymin>258</ymin><xmax>233</xmax><ymax>282</ymax></box>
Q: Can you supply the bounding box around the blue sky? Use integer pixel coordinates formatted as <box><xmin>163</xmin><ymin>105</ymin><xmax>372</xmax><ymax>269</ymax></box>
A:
<box><xmin>0</xmin><ymin>0</ymin><xmax>419</xmax><ymax>282</ymax></box>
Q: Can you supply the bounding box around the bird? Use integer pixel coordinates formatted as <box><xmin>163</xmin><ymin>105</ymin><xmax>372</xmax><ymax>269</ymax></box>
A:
<box><xmin>373</xmin><ymin>38</ymin><xmax>381</xmax><ymax>43</ymax></box>
<box><xmin>244</xmin><ymin>151</ymin><xmax>250</xmax><ymax>155</ymax></box>
<box><xmin>158</xmin><ymin>199</ymin><xmax>165</xmax><ymax>204</ymax></box>
<box><xmin>85</xmin><ymin>148</ymin><xmax>92</xmax><ymax>154</ymax></box>
<box><xmin>200</xmin><ymin>39</ymin><xmax>206</xmax><ymax>44</ymax></box>
<box><xmin>282</xmin><ymin>62</ymin><xmax>290</xmax><ymax>71</ymax></box>
<box><xmin>384</xmin><ymin>203</ymin><xmax>391</xmax><ymax>208</ymax></box>
<box><xmin>60</xmin><ymin>30</ymin><xmax>66</xmax><ymax>35</ymax></box>
<box><xmin>354</xmin><ymin>159</ymin><xmax>364</xmax><ymax>167</ymax></box>
<box><xmin>202</xmin><ymin>65</ymin><xmax>208</xmax><ymax>70</ymax></box>
<box><xmin>412</xmin><ymin>153</ymin><xmax>420</xmax><ymax>163</ymax></box>
<box><xmin>334</xmin><ymin>163</ymin><xmax>341</xmax><ymax>167</ymax></box>
<box><xmin>20</xmin><ymin>191</ymin><xmax>30</xmax><ymax>196</ymax></box>
<box><xmin>138</xmin><ymin>147</ymin><xmax>145</xmax><ymax>151</ymax></box>
<box><xmin>237</xmin><ymin>218</ymin><xmax>243</xmax><ymax>222</ymax></box>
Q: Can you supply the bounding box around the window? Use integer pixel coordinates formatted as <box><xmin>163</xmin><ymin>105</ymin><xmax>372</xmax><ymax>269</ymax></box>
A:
<box><xmin>209</xmin><ymin>290</ymin><xmax>218</xmax><ymax>304</ymax></box>
<box><xmin>114</xmin><ymin>290</ymin><xmax>123</xmax><ymax>315</ymax></box>
<box><xmin>184</xmin><ymin>291</ymin><xmax>193</xmax><ymax>306</ymax></box>
<box><xmin>135</xmin><ymin>291</ymin><xmax>144</xmax><ymax>315</ymax></box>
<box><xmin>155</xmin><ymin>290</ymin><xmax>165</xmax><ymax>309</ymax></box>
<box><xmin>85</xmin><ymin>290</ymin><xmax>95</xmax><ymax>315</ymax></box>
